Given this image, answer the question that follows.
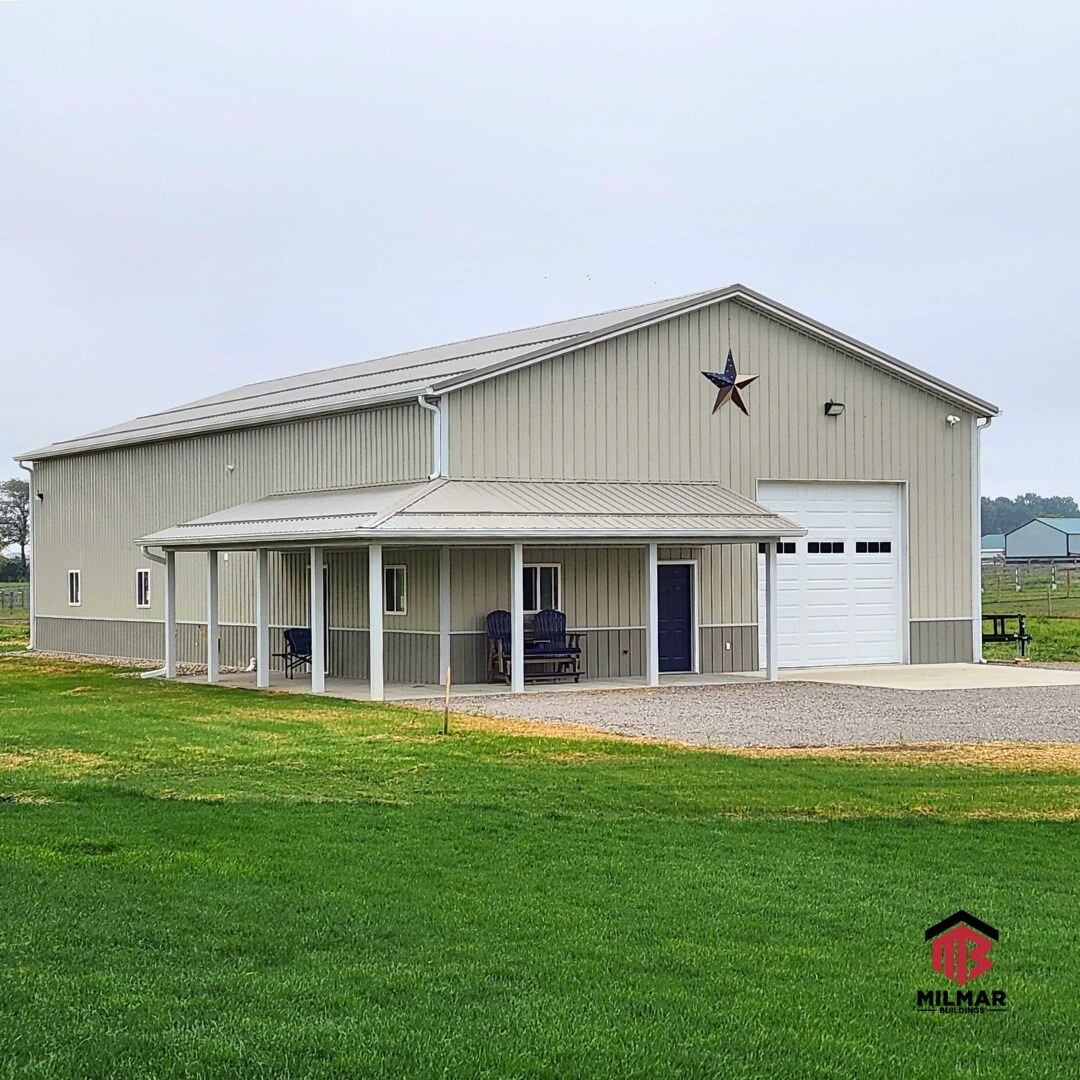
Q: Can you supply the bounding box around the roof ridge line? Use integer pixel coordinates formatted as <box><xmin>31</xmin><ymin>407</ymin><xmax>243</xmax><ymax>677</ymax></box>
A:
<box><xmin>155</xmin><ymin>290</ymin><xmax>711</xmax><ymax>418</ymax></box>
<box><xmin>370</xmin><ymin>478</ymin><xmax>448</xmax><ymax>529</ymax></box>
<box><xmin>145</xmin><ymin>335</ymin><xmax>576</xmax><ymax>421</ymax></box>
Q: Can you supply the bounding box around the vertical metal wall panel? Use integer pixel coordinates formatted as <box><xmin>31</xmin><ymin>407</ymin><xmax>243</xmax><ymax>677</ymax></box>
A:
<box><xmin>32</xmin><ymin>403</ymin><xmax>430</xmax><ymax>625</ymax></box>
<box><xmin>448</xmin><ymin>298</ymin><xmax>975</xmax><ymax>622</ymax></box>
<box><xmin>910</xmin><ymin>620</ymin><xmax>975</xmax><ymax>664</ymax></box>
<box><xmin>385</xmin><ymin>632</ymin><xmax>440</xmax><ymax>685</ymax></box>
<box><xmin>450</xmin><ymin>634</ymin><xmax>489</xmax><ymax>685</ymax></box>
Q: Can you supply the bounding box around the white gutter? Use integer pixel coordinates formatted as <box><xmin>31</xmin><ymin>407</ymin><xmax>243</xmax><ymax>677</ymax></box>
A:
<box><xmin>17</xmin><ymin>461</ymin><xmax>33</xmax><ymax>650</ymax></box>
<box><xmin>973</xmin><ymin>415</ymin><xmax>994</xmax><ymax>663</ymax></box>
<box><xmin>416</xmin><ymin>395</ymin><xmax>443</xmax><ymax>480</ymax></box>
<box><xmin>136</xmin><ymin>526</ymin><xmax>807</xmax><ymax>549</ymax></box>
<box><xmin>140</xmin><ymin>545</ymin><xmax>167</xmax><ymax>566</ymax></box>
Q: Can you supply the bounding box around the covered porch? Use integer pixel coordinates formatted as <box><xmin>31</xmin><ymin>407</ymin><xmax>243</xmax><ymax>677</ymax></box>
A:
<box><xmin>139</xmin><ymin>478</ymin><xmax>804</xmax><ymax>698</ymax></box>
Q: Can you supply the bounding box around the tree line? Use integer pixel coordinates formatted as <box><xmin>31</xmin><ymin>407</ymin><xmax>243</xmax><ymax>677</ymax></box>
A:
<box><xmin>0</xmin><ymin>479</ymin><xmax>29</xmax><ymax>581</ymax></box>
<box><xmin>981</xmin><ymin>493</ymin><xmax>1079</xmax><ymax>537</ymax></box>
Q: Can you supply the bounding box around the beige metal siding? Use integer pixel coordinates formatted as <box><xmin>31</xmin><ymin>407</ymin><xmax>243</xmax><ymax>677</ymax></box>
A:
<box><xmin>910</xmin><ymin>619</ymin><xmax>974</xmax><ymax>664</ymax></box>
<box><xmin>33</xmin><ymin>403</ymin><xmax>430</xmax><ymax>624</ymax></box>
<box><xmin>449</xmin><ymin>298</ymin><xmax>974</xmax><ymax>622</ymax></box>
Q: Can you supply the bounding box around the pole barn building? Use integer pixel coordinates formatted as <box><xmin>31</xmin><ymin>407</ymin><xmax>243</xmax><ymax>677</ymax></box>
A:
<box><xmin>1005</xmin><ymin>518</ymin><xmax>1080</xmax><ymax>561</ymax></box>
<box><xmin>16</xmin><ymin>285</ymin><xmax>999</xmax><ymax>697</ymax></box>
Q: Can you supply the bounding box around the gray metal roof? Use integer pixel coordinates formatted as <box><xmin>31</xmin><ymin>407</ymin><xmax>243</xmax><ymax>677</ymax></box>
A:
<box><xmin>1006</xmin><ymin>511</ymin><xmax>1080</xmax><ymax>533</ymax></box>
<box><xmin>19</xmin><ymin>283</ymin><xmax>999</xmax><ymax>461</ymax></box>
<box><xmin>137</xmin><ymin>478</ymin><xmax>806</xmax><ymax>547</ymax></box>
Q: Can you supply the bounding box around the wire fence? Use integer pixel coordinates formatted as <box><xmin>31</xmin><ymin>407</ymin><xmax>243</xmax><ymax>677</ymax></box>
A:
<box><xmin>982</xmin><ymin>561</ymin><xmax>1080</xmax><ymax>617</ymax></box>
<box><xmin>0</xmin><ymin>586</ymin><xmax>29</xmax><ymax>613</ymax></box>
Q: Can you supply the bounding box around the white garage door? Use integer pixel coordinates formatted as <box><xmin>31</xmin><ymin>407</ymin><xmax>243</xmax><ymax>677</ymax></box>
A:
<box><xmin>757</xmin><ymin>481</ymin><xmax>904</xmax><ymax>668</ymax></box>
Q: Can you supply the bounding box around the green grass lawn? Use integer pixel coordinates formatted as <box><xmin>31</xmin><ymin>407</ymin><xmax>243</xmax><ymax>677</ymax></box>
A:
<box><xmin>2</xmin><ymin>653</ymin><xmax>1080</xmax><ymax>1078</ymax></box>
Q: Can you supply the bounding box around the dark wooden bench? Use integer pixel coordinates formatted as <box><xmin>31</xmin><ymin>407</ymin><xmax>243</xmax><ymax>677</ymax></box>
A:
<box><xmin>487</xmin><ymin>608</ymin><xmax>584</xmax><ymax>684</ymax></box>
<box><xmin>273</xmin><ymin>627</ymin><xmax>312</xmax><ymax>679</ymax></box>
<box><xmin>982</xmin><ymin>614</ymin><xmax>1032</xmax><ymax>658</ymax></box>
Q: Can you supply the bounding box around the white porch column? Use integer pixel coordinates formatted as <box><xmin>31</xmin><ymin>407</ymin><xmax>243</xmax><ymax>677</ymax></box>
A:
<box><xmin>256</xmin><ymin>549</ymin><xmax>270</xmax><ymax>688</ymax></box>
<box><xmin>645</xmin><ymin>542</ymin><xmax>659</xmax><ymax>686</ymax></box>
<box><xmin>510</xmin><ymin>543</ymin><xmax>525</xmax><ymax>693</ymax></box>
<box><xmin>310</xmin><ymin>546</ymin><xmax>326</xmax><ymax>694</ymax></box>
<box><xmin>764</xmin><ymin>541</ymin><xmax>779</xmax><ymax>681</ymax></box>
<box><xmin>439</xmin><ymin>546</ymin><xmax>451</xmax><ymax>687</ymax></box>
<box><xmin>206</xmin><ymin>550</ymin><xmax>220</xmax><ymax>684</ymax></box>
<box><xmin>368</xmin><ymin>543</ymin><xmax>384</xmax><ymax>701</ymax></box>
<box><xmin>164</xmin><ymin>550</ymin><xmax>177</xmax><ymax>678</ymax></box>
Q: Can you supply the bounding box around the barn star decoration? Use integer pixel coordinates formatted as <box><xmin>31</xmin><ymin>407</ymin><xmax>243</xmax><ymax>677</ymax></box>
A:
<box><xmin>702</xmin><ymin>350</ymin><xmax>758</xmax><ymax>416</ymax></box>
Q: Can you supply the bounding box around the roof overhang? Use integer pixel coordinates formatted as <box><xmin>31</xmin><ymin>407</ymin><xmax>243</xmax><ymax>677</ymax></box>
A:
<box><xmin>137</xmin><ymin>479</ymin><xmax>806</xmax><ymax>550</ymax></box>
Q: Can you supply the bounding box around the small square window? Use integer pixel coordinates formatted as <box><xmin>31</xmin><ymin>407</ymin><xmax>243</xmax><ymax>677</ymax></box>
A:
<box><xmin>136</xmin><ymin>568</ymin><xmax>151</xmax><ymax>608</ymax></box>
<box><xmin>856</xmin><ymin>541</ymin><xmax>867</xmax><ymax>554</ymax></box>
<box><xmin>807</xmin><ymin>542</ymin><xmax>820</xmax><ymax>554</ymax></box>
<box><xmin>880</xmin><ymin>541</ymin><xmax>892</xmax><ymax>553</ymax></box>
<box><xmin>833</xmin><ymin>542</ymin><xmax>844</xmax><ymax>554</ymax></box>
<box><xmin>384</xmin><ymin>565</ymin><xmax>407</xmax><ymax>615</ymax></box>
<box><xmin>68</xmin><ymin>570</ymin><xmax>81</xmax><ymax>607</ymax></box>
<box><xmin>523</xmin><ymin>564</ymin><xmax>560</xmax><ymax>613</ymax></box>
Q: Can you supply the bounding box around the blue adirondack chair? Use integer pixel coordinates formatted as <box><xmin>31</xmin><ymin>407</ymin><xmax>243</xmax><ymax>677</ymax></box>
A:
<box><xmin>486</xmin><ymin>610</ymin><xmax>513</xmax><ymax>683</ymax></box>
<box><xmin>532</xmin><ymin>608</ymin><xmax>582</xmax><ymax>681</ymax></box>
<box><xmin>532</xmin><ymin>609</ymin><xmax>581</xmax><ymax>655</ymax></box>
<box><xmin>486</xmin><ymin>608</ymin><xmax>583</xmax><ymax>684</ymax></box>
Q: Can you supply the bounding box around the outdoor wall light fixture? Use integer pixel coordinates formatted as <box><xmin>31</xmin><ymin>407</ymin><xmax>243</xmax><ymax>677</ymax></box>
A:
<box><xmin>945</xmin><ymin>415</ymin><xmax>961</xmax><ymax>426</ymax></box>
<box><xmin>823</xmin><ymin>401</ymin><xmax>845</xmax><ymax>417</ymax></box>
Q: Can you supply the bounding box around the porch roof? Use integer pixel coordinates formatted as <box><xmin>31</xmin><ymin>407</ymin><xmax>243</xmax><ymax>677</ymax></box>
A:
<box><xmin>138</xmin><ymin>478</ymin><xmax>805</xmax><ymax>548</ymax></box>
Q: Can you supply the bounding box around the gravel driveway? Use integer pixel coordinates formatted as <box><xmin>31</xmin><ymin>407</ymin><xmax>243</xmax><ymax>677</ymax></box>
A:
<box><xmin>447</xmin><ymin>681</ymin><xmax>1080</xmax><ymax>747</ymax></box>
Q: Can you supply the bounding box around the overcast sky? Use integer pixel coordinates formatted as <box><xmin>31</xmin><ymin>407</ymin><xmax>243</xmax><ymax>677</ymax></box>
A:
<box><xmin>2</xmin><ymin>1</ymin><xmax>1077</xmax><ymax>497</ymax></box>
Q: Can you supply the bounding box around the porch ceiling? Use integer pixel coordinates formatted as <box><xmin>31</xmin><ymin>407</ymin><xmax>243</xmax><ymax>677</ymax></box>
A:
<box><xmin>137</xmin><ymin>478</ymin><xmax>806</xmax><ymax>549</ymax></box>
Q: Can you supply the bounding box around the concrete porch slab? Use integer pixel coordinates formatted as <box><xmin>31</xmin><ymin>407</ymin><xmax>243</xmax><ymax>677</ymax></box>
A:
<box><xmin>176</xmin><ymin>669</ymin><xmax>759</xmax><ymax>702</ymax></box>
<box><xmin>177</xmin><ymin>662</ymin><xmax>1080</xmax><ymax>702</ymax></box>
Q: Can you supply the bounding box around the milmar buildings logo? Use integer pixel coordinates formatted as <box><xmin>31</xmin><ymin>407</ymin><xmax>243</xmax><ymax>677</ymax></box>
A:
<box><xmin>917</xmin><ymin>911</ymin><xmax>1007</xmax><ymax>1014</ymax></box>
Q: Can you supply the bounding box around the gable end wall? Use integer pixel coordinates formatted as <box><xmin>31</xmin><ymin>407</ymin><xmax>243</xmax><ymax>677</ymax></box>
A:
<box><xmin>447</xmin><ymin>298</ymin><xmax>975</xmax><ymax>624</ymax></box>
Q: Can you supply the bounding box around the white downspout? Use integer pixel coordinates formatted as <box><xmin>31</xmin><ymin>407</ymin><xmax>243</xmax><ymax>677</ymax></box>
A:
<box><xmin>17</xmin><ymin>461</ymin><xmax>34</xmax><ymax>651</ymax></box>
<box><xmin>139</xmin><ymin>545</ymin><xmax>169</xmax><ymax>678</ymax></box>
<box><xmin>417</xmin><ymin>395</ymin><xmax>443</xmax><ymax>480</ymax></box>
<box><xmin>973</xmin><ymin>416</ymin><xmax>994</xmax><ymax>663</ymax></box>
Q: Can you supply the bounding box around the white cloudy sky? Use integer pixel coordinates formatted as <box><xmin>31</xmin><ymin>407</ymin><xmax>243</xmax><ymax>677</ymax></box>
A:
<box><xmin>2</xmin><ymin>1</ymin><xmax>1077</xmax><ymax>496</ymax></box>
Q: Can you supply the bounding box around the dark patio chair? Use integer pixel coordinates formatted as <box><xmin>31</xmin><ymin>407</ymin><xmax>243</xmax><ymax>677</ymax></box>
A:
<box><xmin>273</xmin><ymin>627</ymin><xmax>312</xmax><ymax>679</ymax></box>
<box><xmin>531</xmin><ymin>608</ymin><xmax>582</xmax><ymax>681</ymax></box>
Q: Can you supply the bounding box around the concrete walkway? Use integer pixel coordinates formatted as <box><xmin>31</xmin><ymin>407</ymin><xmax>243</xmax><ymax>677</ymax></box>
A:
<box><xmin>779</xmin><ymin>662</ymin><xmax>1080</xmax><ymax>690</ymax></box>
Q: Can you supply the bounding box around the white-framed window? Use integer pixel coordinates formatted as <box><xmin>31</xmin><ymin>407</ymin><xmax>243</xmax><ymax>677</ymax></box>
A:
<box><xmin>68</xmin><ymin>570</ymin><xmax>81</xmax><ymax>607</ymax></box>
<box><xmin>135</xmin><ymin>568</ymin><xmax>151</xmax><ymax>608</ymax></box>
<box><xmin>523</xmin><ymin>564</ymin><xmax>560</xmax><ymax>613</ymax></box>
<box><xmin>383</xmin><ymin>564</ymin><xmax>407</xmax><ymax>615</ymax></box>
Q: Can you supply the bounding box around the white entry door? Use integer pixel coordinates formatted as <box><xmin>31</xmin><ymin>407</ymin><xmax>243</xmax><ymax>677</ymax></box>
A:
<box><xmin>757</xmin><ymin>481</ymin><xmax>904</xmax><ymax>667</ymax></box>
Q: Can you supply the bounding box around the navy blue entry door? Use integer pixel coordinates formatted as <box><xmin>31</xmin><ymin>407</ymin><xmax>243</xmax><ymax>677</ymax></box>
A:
<box><xmin>657</xmin><ymin>563</ymin><xmax>693</xmax><ymax>672</ymax></box>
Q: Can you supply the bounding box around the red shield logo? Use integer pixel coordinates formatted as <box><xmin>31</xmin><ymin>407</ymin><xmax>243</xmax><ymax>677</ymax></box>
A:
<box><xmin>926</xmin><ymin>911</ymin><xmax>998</xmax><ymax>986</ymax></box>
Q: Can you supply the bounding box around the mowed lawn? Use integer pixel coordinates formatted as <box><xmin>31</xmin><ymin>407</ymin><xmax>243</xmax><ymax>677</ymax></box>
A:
<box><xmin>2</xmin><ymin>654</ymin><xmax>1080</xmax><ymax>1078</ymax></box>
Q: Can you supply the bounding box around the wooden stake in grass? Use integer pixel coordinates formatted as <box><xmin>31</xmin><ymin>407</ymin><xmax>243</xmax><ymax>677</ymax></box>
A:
<box><xmin>442</xmin><ymin>665</ymin><xmax>451</xmax><ymax>735</ymax></box>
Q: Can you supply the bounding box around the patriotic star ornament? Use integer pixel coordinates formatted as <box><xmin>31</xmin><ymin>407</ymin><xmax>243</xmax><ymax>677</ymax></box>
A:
<box><xmin>702</xmin><ymin>350</ymin><xmax>758</xmax><ymax>416</ymax></box>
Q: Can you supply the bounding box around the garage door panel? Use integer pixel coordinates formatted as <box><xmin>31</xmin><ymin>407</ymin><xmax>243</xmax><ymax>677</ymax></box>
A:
<box><xmin>758</xmin><ymin>481</ymin><xmax>903</xmax><ymax>668</ymax></box>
